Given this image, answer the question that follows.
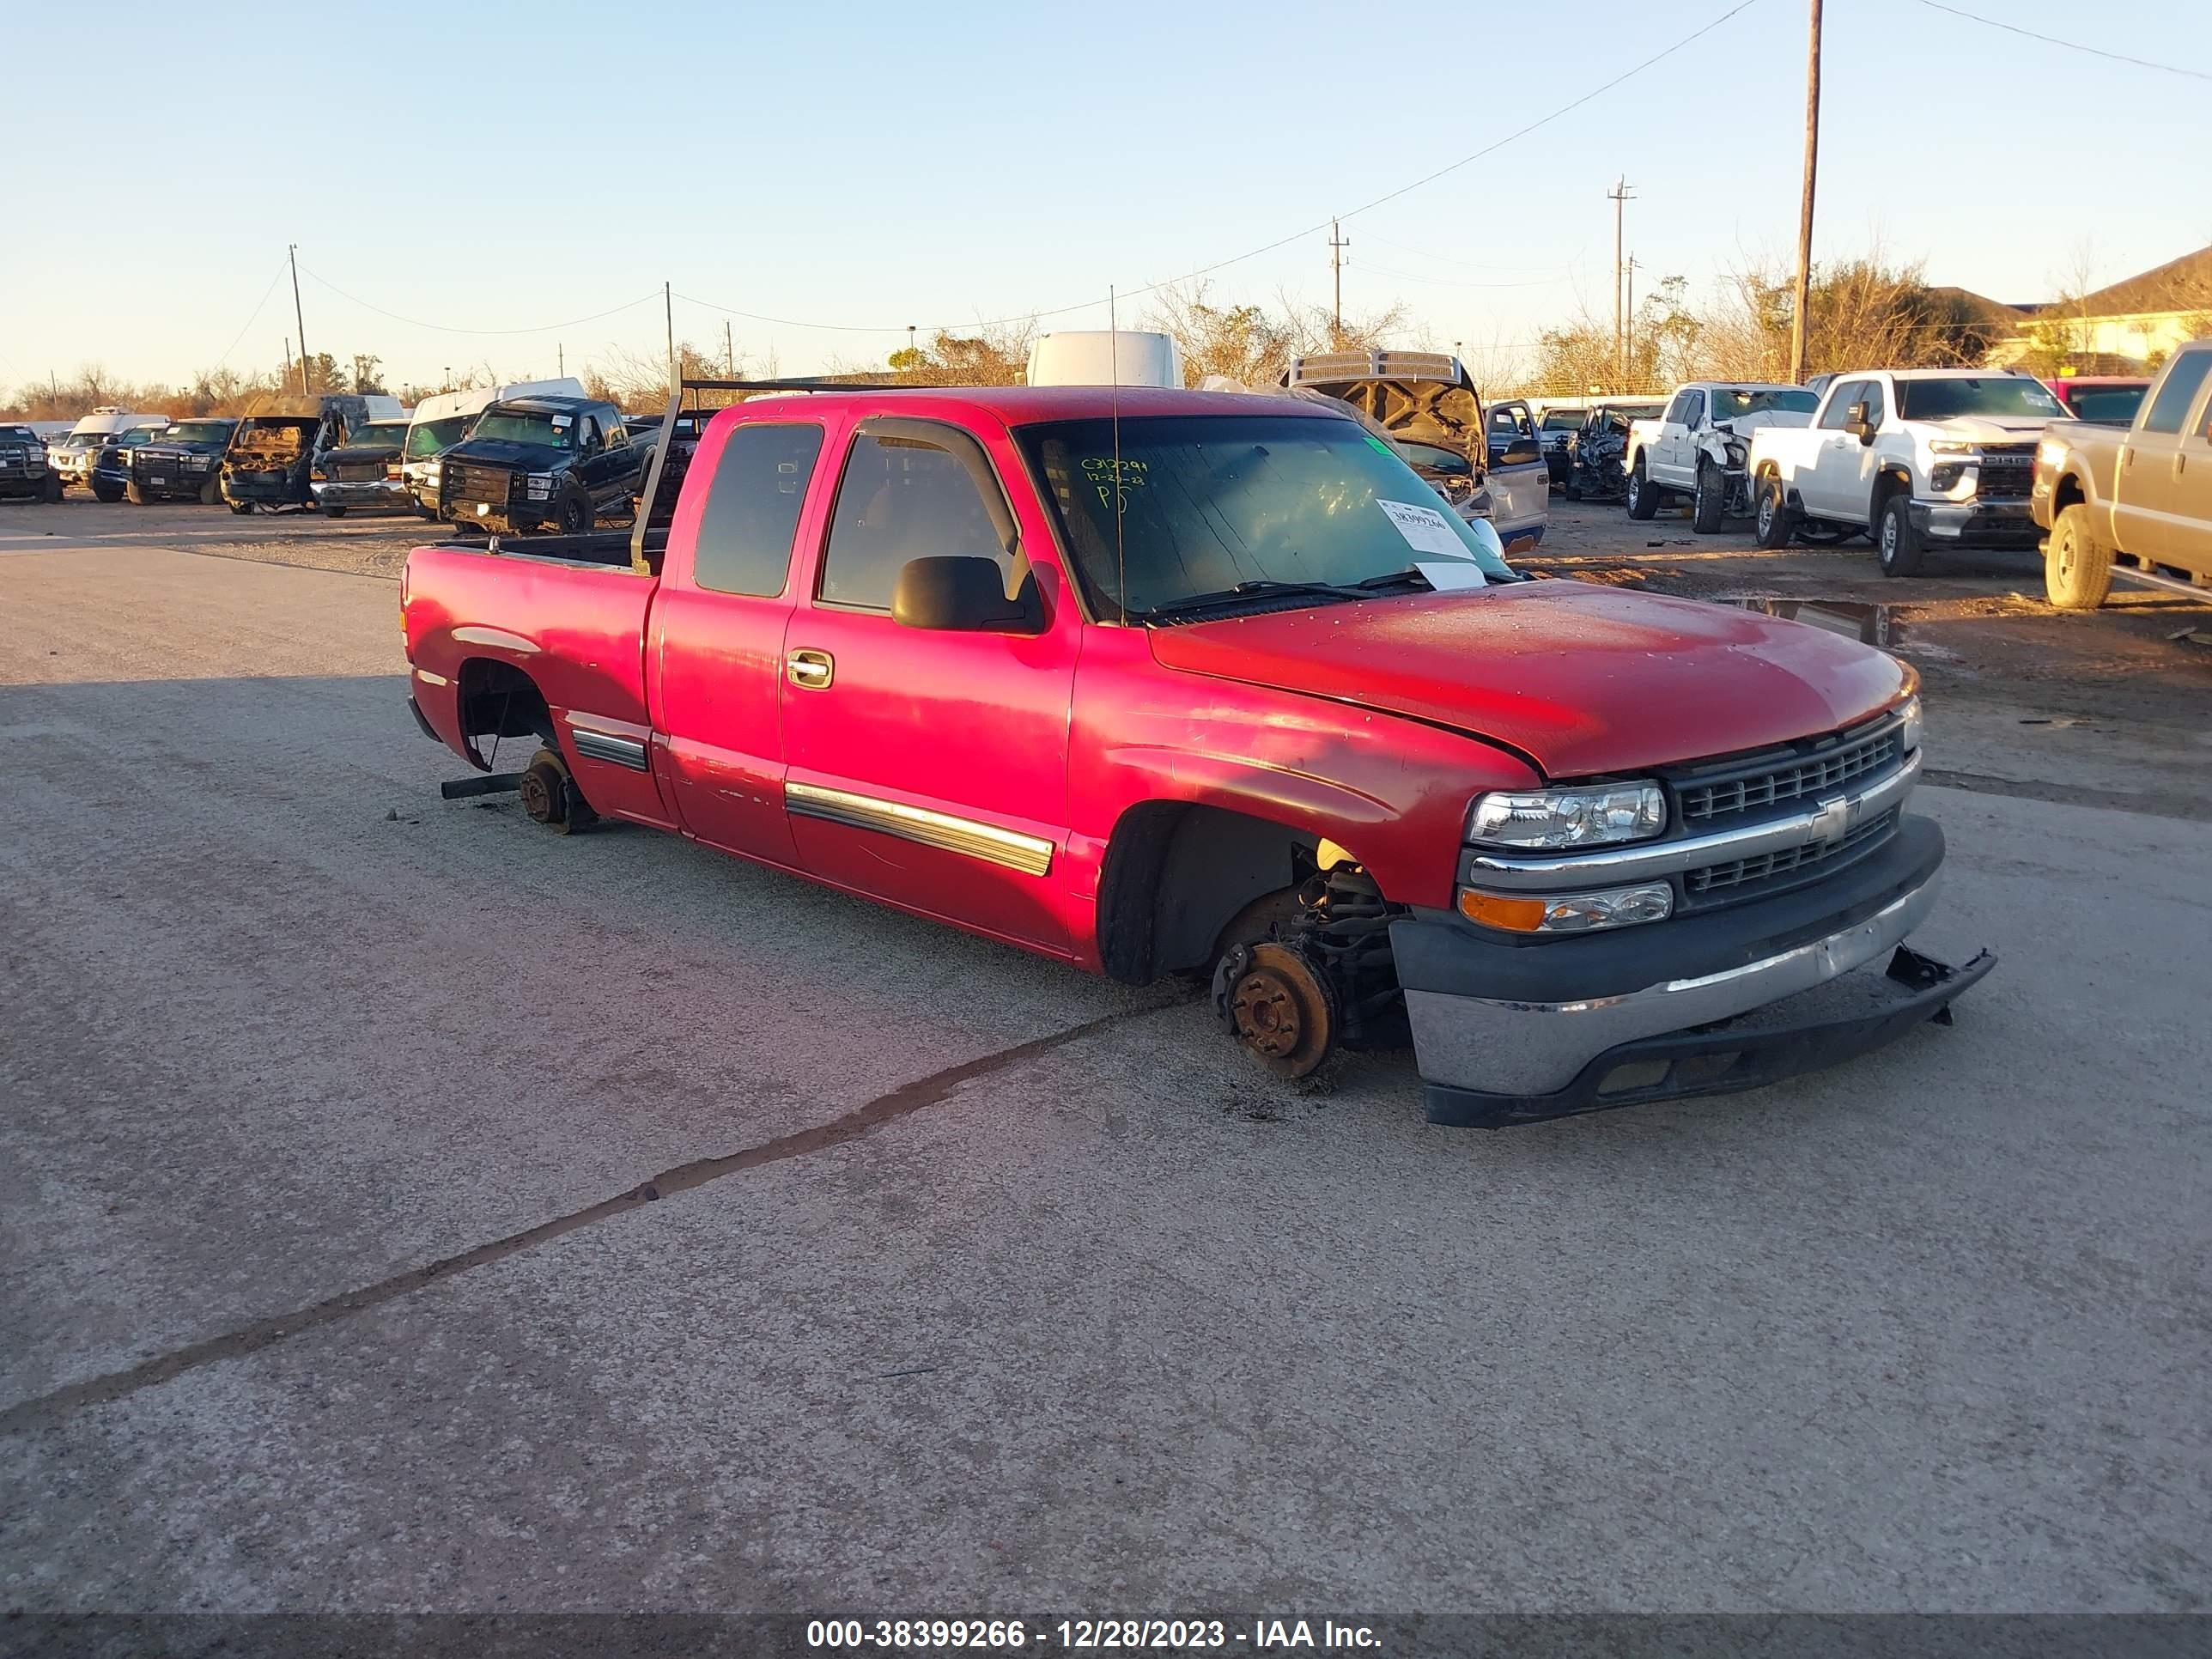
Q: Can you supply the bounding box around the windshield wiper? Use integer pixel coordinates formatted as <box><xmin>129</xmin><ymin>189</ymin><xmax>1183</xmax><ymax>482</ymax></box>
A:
<box><xmin>1143</xmin><ymin>576</ymin><xmax>1418</xmax><ymax>622</ymax></box>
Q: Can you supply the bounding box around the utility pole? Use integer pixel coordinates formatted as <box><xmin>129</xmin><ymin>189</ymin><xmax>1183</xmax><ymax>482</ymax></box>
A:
<box><xmin>725</xmin><ymin>320</ymin><xmax>734</xmax><ymax>378</ymax></box>
<box><xmin>1328</xmin><ymin>219</ymin><xmax>1350</xmax><ymax>343</ymax></box>
<box><xmin>664</xmin><ymin>282</ymin><xmax>676</xmax><ymax>380</ymax></box>
<box><xmin>283</xmin><ymin>337</ymin><xmax>293</xmax><ymax>387</ymax></box>
<box><xmin>1790</xmin><ymin>0</ymin><xmax>1824</xmax><ymax>384</ymax></box>
<box><xmin>1607</xmin><ymin>179</ymin><xmax>1635</xmax><ymax>386</ymax></box>
<box><xmin>557</xmin><ymin>343</ymin><xmax>564</xmax><ymax>377</ymax></box>
<box><xmin>1626</xmin><ymin>257</ymin><xmax>1638</xmax><ymax>385</ymax></box>
<box><xmin>288</xmin><ymin>244</ymin><xmax>309</xmax><ymax>394</ymax></box>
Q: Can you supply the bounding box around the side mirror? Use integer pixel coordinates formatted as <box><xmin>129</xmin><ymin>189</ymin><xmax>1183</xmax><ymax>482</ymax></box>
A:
<box><xmin>1845</xmin><ymin>402</ymin><xmax>1875</xmax><ymax>443</ymax></box>
<box><xmin>1498</xmin><ymin>436</ymin><xmax>1543</xmax><ymax>468</ymax></box>
<box><xmin>892</xmin><ymin>556</ymin><xmax>1042</xmax><ymax>634</ymax></box>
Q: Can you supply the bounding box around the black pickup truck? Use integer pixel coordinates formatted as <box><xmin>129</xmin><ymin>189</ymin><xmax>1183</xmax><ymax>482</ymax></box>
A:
<box><xmin>436</xmin><ymin>394</ymin><xmax>647</xmax><ymax>535</ymax></box>
<box><xmin>125</xmin><ymin>418</ymin><xmax>239</xmax><ymax>504</ymax></box>
<box><xmin>0</xmin><ymin>425</ymin><xmax>63</xmax><ymax>501</ymax></box>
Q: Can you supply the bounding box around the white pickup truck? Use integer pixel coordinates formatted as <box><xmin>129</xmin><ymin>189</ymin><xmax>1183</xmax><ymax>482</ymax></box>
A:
<box><xmin>1746</xmin><ymin>368</ymin><xmax>2066</xmax><ymax>575</ymax></box>
<box><xmin>1622</xmin><ymin>382</ymin><xmax>1821</xmax><ymax>532</ymax></box>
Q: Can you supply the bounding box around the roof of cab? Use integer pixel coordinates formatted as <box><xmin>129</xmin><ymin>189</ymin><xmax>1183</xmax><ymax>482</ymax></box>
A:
<box><xmin>726</xmin><ymin>385</ymin><xmax>1346</xmax><ymax>425</ymax></box>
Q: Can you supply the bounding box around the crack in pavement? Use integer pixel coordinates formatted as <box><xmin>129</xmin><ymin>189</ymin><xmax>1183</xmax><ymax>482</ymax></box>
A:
<box><xmin>1923</xmin><ymin>768</ymin><xmax>2208</xmax><ymax>822</ymax></box>
<box><xmin>0</xmin><ymin>998</ymin><xmax>1183</xmax><ymax>1437</ymax></box>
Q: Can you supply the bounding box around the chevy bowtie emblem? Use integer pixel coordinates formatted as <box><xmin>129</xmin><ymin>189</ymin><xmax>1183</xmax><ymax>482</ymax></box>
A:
<box><xmin>1811</xmin><ymin>794</ymin><xmax>1853</xmax><ymax>843</ymax></box>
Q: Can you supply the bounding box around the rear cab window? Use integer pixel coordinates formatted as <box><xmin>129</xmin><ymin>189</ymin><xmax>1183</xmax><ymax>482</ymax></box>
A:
<box><xmin>2142</xmin><ymin>350</ymin><xmax>2212</xmax><ymax>436</ymax></box>
<box><xmin>692</xmin><ymin>423</ymin><xmax>827</xmax><ymax>597</ymax></box>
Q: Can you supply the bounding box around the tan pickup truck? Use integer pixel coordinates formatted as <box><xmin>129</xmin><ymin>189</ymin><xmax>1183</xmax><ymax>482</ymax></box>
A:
<box><xmin>2033</xmin><ymin>338</ymin><xmax>2212</xmax><ymax>609</ymax></box>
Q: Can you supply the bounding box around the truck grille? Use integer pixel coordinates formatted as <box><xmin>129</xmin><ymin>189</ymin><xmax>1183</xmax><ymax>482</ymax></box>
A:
<box><xmin>334</xmin><ymin>461</ymin><xmax>385</xmax><ymax>483</ymax></box>
<box><xmin>448</xmin><ymin>464</ymin><xmax>514</xmax><ymax>506</ymax></box>
<box><xmin>1675</xmin><ymin>721</ymin><xmax>1902</xmax><ymax>826</ymax></box>
<box><xmin>1974</xmin><ymin>444</ymin><xmax>2036</xmax><ymax>500</ymax></box>
<box><xmin>1683</xmin><ymin>809</ymin><xmax>1898</xmax><ymax>898</ymax></box>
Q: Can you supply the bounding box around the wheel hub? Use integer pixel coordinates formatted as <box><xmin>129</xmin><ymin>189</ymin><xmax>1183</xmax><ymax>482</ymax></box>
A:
<box><xmin>1222</xmin><ymin>942</ymin><xmax>1338</xmax><ymax>1079</ymax></box>
<box><xmin>518</xmin><ymin>765</ymin><xmax>559</xmax><ymax>824</ymax></box>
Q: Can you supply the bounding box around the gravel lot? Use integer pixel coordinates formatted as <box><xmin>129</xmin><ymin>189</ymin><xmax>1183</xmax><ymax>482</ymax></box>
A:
<box><xmin>2</xmin><ymin>500</ymin><xmax>2208</xmax><ymax>1620</ymax></box>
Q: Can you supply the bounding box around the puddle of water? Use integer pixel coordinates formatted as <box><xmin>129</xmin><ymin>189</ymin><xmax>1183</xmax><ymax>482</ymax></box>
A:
<box><xmin>1719</xmin><ymin>597</ymin><xmax>1894</xmax><ymax>647</ymax></box>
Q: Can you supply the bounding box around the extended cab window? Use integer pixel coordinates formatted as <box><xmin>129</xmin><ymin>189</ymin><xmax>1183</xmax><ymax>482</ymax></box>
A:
<box><xmin>2141</xmin><ymin>350</ymin><xmax>2212</xmax><ymax>435</ymax></box>
<box><xmin>820</xmin><ymin>428</ymin><xmax>1010</xmax><ymax>611</ymax></box>
<box><xmin>1679</xmin><ymin>391</ymin><xmax>1705</xmax><ymax>428</ymax></box>
<box><xmin>1663</xmin><ymin>391</ymin><xmax>1692</xmax><ymax>425</ymax></box>
<box><xmin>694</xmin><ymin>423</ymin><xmax>825</xmax><ymax>598</ymax></box>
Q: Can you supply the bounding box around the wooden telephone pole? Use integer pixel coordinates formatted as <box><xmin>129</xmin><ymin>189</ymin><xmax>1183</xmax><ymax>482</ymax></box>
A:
<box><xmin>1328</xmin><ymin>220</ymin><xmax>1350</xmax><ymax>342</ymax></box>
<box><xmin>288</xmin><ymin>245</ymin><xmax>309</xmax><ymax>394</ymax></box>
<box><xmin>1607</xmin><ymin>179</ymin><xmax>1636</xmax><ymax>386</ymax></box>
<box><xmin>1790</xmin><ymin>0</ymin><xmax>1824</xmax><ymax>384</ymax></box>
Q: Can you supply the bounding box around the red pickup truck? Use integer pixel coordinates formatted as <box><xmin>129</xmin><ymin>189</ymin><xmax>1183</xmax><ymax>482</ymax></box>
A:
<box><xmin>404</xmin><ymin>379</ymin><xmax>1990</xmax><ymax>1126</ymax></box>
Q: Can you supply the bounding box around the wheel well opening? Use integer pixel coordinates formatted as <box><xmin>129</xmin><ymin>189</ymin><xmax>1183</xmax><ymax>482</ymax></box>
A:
<box><xmin>1097</xmin><ymin>804</ymin><xmax>1323</xmax><ymax>984</ymax></box>
<box><xmin>457</xmin><ymin>658</ymin><xmax>556</xmax><ymax>768</ymax></box>
<box><xmin>2053</xmin><ymin>474</ymin><xmax>2087</xmax><ymax>513</ymax></box>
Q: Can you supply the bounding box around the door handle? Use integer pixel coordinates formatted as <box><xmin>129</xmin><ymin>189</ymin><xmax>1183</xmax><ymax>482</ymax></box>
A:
<box><xmin>786</xmin><ymin>647</ymin><xmax>834</xmax><ymax>690</ymax></box>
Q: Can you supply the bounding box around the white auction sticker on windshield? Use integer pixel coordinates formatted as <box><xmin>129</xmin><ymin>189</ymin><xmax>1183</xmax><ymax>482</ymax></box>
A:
<box><xmin>1376</xmin><ymin>497</ymin><xmax>1470</xmax><ymax>556</ymax></box>
<box><xmin>1416</xmin><ymin>560</ymin><xmax>1486</xmax><ymax>591</ymax></box>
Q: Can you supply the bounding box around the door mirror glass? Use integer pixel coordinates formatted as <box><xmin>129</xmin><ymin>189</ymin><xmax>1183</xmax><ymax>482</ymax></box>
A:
<box><xmin>892</xmin><ymin>556</ymin><xmax>1042</xmax><ymax>633</ymax></box>
<box><xmin>1498</xmin><ymin>436</ymin><xmax>1543</xmax><ymax>468</ymax></box>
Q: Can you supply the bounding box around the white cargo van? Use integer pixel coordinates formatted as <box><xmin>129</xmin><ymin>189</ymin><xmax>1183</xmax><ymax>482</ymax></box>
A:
<box><xmin>1024</xmin><ymin>331</ymin><xmax>1185</xmax><ymax>389</ymax></box>
<box><xmin>401</xmin><ymin>378</ymin><xmax>585</xmax><ymax>517</ymax></box>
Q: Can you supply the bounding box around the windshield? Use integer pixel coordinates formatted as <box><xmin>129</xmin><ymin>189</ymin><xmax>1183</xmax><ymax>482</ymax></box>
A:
<box><xmin>351</xmin><ymin>422</ymin><xmax>410</xmax><ymax>447</ymax></box>
<box><xmin>162</xmin><ymin>421</ymin><xmax>232</xmax><ymax>444</ymax></box>
<box><xmin>1016</xmin><ymin>413</ymin><xmax>1516</xmax><ymax>621</ymax></box>
<box><xmin>1897</xmin><ymin>377</ymin><xmax>2063</xmax><ymax>421</ymax></box>
<box><xmin>1711</xmin><ymin>387</ymin><xmax>1819</xmax><ymax>419</ymax></box>
<box><xmin>2061</xmin><ymin>385</ymin><xmax>2147</xmax><ymax>425</ymax></box>
<box><xmin>1541</xmin><ymin>410</ymin><xmax>1583</xmax><ymax>430</ymax></box>
<box><xmin>471</xmin><ymin>409</ymin><xmax>575</xmax><ymax>449</ymax></box>
<box><xmin>407</xmin><ymin>416</ymin><xmax>471</xmax><ymax>457</ymax></box>
<box><xmin>1395</xmin><ymin>440</ymin><xmax>1472</xmax><ymax>475</ymax></box>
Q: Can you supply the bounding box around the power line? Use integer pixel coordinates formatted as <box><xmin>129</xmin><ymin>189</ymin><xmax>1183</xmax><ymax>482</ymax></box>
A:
<box><xmin>1351</xmin><ymin>263</ymin><xmax>1565</xmax><ymax>290</ymax></box>
<box><xmin>299</xmin><ymin>268</ymin><xmax>665</xmax><ymax>337</ymax></box>
<box><xmin>677</xmin><ymin>0</ymin><xmax>1766</xmax><ymax>337</ymax></box>
<box><xmin>215</xmin><ymin>256</ymin><xmax>293</xmax><ymax>368</ymax></box>
<box><xmin>1913</xmin><ymin>0</ymin><xmax>2212</xmax><ymax>80</ymax></box>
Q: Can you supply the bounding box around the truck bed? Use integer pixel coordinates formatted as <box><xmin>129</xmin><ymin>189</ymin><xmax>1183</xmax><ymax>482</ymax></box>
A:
<box><xmin>404</xmin><ymin>540</ymin><xmax>659</xmax><ymax>732</ymax></box>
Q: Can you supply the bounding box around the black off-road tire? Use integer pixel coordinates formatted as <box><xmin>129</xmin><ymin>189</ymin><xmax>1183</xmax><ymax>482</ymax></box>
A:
<box><xmin>556</xmin><ymin>489</ymin><xmax>593</xmax><ymax>536</ymax></box>
<box><xmin>323</xmin><ymin>503</ymin><xmax>348</xmax><ymax>518</ymax></box>
<box><xmin>125</xmin><ymin>478</ymin><xmax>149</xmax><ymax>506</ymax></box>
<box><xmin>40</xmin><ymin>473</ymin><xmax>64</xmax><ymax>503</ymax></box>
<box><xmin>1753</xmin><ymin>475</ymin><xmax>1794</xmax><ymax>548</ymax></box>
<box><xmin>198</xmin><ymin>474</ymin><xmax>221</xmax><ymax>505</ymax></box>
<box><xmin>1876</xmin><ymin>493</ymin><xmax>1925</xmax><ymax>578</ymax></box>
<box><xmin>1625</xmin><ymin>459</ymin><xmax>1660</xmax><ymax>520</ymax></box>
<box><xmin>2045</xmin><ymin>503</ymin><xmax>2113</xmax><ymax>611</ymax></box>
<box><xmin>1692</xmin><ymin>461</ymin><xmax>1728</xmax><ymax>534</ymax></box>
<box><xmin>415</xmin><ymin>496</ymin><xmax>437</xmax><ymax>520</ymax></box>
<box><xmin>94</xmin><ymin>481</ymin><xmax>125</xmax><ymax>504</ymax></box>
<box><xmin>228</xmin><ymin>501</ymin><xmax>254</xmax><ymax>515</ymax></box>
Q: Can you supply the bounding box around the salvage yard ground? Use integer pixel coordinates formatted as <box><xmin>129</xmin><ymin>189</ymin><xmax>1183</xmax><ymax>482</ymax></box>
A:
<box><xmin>1</xmin><ymin>499</ymin><xmax>2208</xmax><ymax>1612</ymax></box>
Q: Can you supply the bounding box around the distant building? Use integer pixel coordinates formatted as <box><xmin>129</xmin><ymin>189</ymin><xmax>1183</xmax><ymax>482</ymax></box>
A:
<box><xmin>1974</xmin><ymin>246</ymin><xmax>2212</xmax><ymax>371</ymax></box>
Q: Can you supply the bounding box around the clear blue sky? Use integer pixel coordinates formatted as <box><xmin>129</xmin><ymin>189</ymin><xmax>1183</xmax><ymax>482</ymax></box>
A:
<box><xmin>4</xmin><ymin>0</ymin><xmax>2209</xmax><ymax>396</ymax></box>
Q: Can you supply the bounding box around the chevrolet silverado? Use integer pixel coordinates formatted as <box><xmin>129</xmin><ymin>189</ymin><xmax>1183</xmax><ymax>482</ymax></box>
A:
<box><xmin>402</xmin><ymin>379</ymin><xmax>1991</xmax><ymax>1127</ymax></box>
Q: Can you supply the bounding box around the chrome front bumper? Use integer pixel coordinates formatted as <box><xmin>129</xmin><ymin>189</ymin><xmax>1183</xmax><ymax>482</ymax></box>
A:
<box><xmin>311</xmin><ymin>479</ymin><xmax>410</xmax><ymax>508</ymax></box>
<box><xmin>1407</xmin><ymin>870</ymin><xmax>1942</xmax><ymax>1103</ymax></box>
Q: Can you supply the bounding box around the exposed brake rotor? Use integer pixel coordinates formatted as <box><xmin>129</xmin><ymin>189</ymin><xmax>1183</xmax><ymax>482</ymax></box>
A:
<box><xmin>1215</xmin><ymin>941</ymin><xmax>1340</xmax><ymax>1079</ymax></box>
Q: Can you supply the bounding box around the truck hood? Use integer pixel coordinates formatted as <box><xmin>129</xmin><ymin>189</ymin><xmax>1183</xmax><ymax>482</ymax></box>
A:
<box><xmin>1146</xmin><ymin>580</ymin><xmax>1909</xmax><ymax>778</ymax></box>
<box><xmin>1910</xmin><ymin>415</ymin><xmax>2051</xmax><ymax>443</ymax></box>
<box><xmin>1714</xmin><ymin>410</ymin><xmax>1813</xmax><ymax>435</ymax></box>
<box><xmin>442</xmin><ymin>437</ymin><xmax>568</xmax><ymax>470</ymax></box>
<box><xmin>320</xmin><ymin>441</ymin><xmax>404</xmax><ymax>466</ymax></box>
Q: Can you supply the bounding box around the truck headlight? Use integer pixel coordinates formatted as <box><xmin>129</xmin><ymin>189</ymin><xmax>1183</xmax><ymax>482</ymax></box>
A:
<box><xmin>422</xmin><ymin>460</ymin><xmax>442</xmax><ymax>483</ymax></box>
<box><xmin>1468</xmin><ymin>782</ymin><xmax>1667</xmax><ymax>849</ymax></box>
<box><xmin>1929</xmin><ymin>441</ymin><xmax>1978</xmax><ymax>456</ymax></box>
<box><xmin>526</xmin><ymin>472</ymin><xmax>553</xmax><ymax>500</ymax></box>
<box><xmin>1929</xmin><ymin>463</ymin><xmax>1969</xmax><ymax>492</ymax></box>
<box><xmin>1896</xmin><ymin>695</ymin><xmax>1923</xmax><ymax>754</ymax></box>
<box><xmin>1458</xmin><ymin>880</ymin><xmax>1674</xmax><ymax>934</ymax></box>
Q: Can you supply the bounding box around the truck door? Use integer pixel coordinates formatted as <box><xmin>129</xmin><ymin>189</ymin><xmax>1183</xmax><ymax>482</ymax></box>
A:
<box><xmin>1667</xmin><ymin>389</ymin><xmax>1705</xmax><ymax>486</ymax></box>
<box><xmin>778</xmin><ymin>418</ymin><xmax>1079</xmax><ymax>954</ymax></box>
<box><xmin>1803</xmin><ymin>380</ymin><xmax>1868</xmax><ymax>518</ymax></box>
<box><xmin>2117</xmin><ymin>347</ymin><xmax>2212</xmax><ymax>567</ymax></box>
<box><xmin>650</xmin><ymin>418</ymin><xmax>831</xmax><ymax>866</ymax></box>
